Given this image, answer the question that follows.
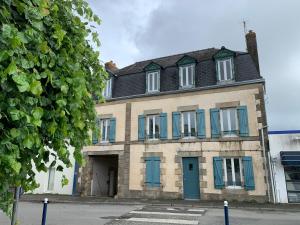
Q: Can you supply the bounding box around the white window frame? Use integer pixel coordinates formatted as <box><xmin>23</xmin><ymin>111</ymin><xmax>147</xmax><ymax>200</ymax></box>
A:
<box><xmin>181</xmin><ymin>111</ymin><xmax>196</xmax><ymax>138</ymax></box>
<box><xmin>223</xmin><ymin>158</ymin><xmax>243</xmax><ymax>189</ymax></box>
<box><xmin>47</xmin><ymin>166</ymin><xmax>55</xmax><ymax>191</ymax></box>
<box><xmin>179</xmin><ymin>64</ymin><xmax>195</xmax><ymax>88</ymax></box>
<box><xmin>217</xmin><ymin>58</ymin><xmax>234</xmax><ymax>81</ymax></box>
<box><xmin>102</xmin><ymin>78</ymin><xmax>112</xmax><ymax>98</ymax></box>
<box><xmin>146</xmin><ymin>71</ymin><xmax>160</xmax><ymax>93</ymax></box>
<box><xmin>100</xmin><ymin>119</ymin><xmax>110</xmax><ymax>143</ymax></box>
<box><xmin>220</xmin><ymin>108</ymin><xmax>238</xmax><ymax>137</ymax></box>
<box><xmin>146</xmin><ymin>114</ymin><xmax>160</xmax><ymax>140</ymax></box>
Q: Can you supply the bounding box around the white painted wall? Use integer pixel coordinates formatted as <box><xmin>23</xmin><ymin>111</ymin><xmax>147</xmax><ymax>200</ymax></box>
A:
<box><xmin>269</xmin><ymin>132</ymin><xmax>300</xmax><ymax>203</ymax></box>
<box><xmin>28</xmin><ymin>146</ymin><xmax>76</xmax><ymax>195</ymax></box>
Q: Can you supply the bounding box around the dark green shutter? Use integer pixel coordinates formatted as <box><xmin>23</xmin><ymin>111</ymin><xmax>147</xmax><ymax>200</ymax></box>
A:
<box><xmin>159</xmin><ymin>113</ymin><xmax>167</xmax><ymax>140</ymax></box>
<box><xmin>109</xmin><ymin>118</ymin><xmax>116</xmax><ymax>143</ymax></box>
<box><xmin>172</xmin><ymin>112</ymin><xmax>181</xmax><ymax>139</ymax></box>
<box><xmin>243</xmin><ymin>156</ymin><xmax>255</xmax><ymax>190</ymax></box>
<box><xmin>138</xmin><ymin>115</ymin><xmax>145</xmax><ymax>141</ymax></box>
<box><xmin>210</xmin><ymin>108</ymin><xmax>220</xmax><ymax>138</ymax></box>
<box><xmin>213</xmin><ymin>157</ymin><xmax>224</xmax><ymax>189</ymax></box>
<box><xmin>237</xmin><ymin>106</ymin><xmax>249</xmax><ymax>137</ymax></box>
<box><xmin>196</xmin><ymin>109</ymin><xmax>206</xmax><ymax>138</ymax></box>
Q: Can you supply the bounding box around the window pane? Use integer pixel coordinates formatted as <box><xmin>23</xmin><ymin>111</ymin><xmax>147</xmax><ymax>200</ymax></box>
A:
<box><xmin>229</xmin><ymin>108</ymin><xmax>237</xmax><ymax>131</ymax></box>
<box><xmin>190</xmin><ymin>112</ymin><xmax>196</xmax><ymax>136</ymax></box>
<box><xmin>47</xmin><ymin>167</ymin><xmax>55</xmax><ymax>191</ymax></box>
<box><xmin>149</xmin><ymin>116</ymin><xmax>154</xmax><ymax>139</ymax></box>
<box><xmin>226</xmin><ymin>60</ymin><xmax>232</xmax><ymax>80</ymax></box>
<box><xmin>182</xmin><ymin>68</ymin><xmax>187</xmax><ymax>86</ymax></box>
<box><xmin>226</xmin><ymin>159</ymin><xmax>233</xmax><ymax>186</ymax></box>
<box><xmin>101</xmin><ymin>120</ymin><xmax>106</xmax><ymax>141</ymax></box>
<box><xmin>285</xmin><ymin>167</ymin><xmax>300</xmax><ymax>181</ymax></box>
<box><xmin>219</xmin><ymin>61</ymin><xmax>225</xmax><ymax>81</ymax></box>
<box><xmin>286</xmin><ymin>182</ymin><xmax>300</xmax><ymax>191</ymax></box>
<box><xmin>149</xmin><ymin>74</ymin><xmax>153</xmax><ymax>91</ymax></box>
<box><xmin>221</xmin><ymin>110</ymin><xmax>229</xmax><ymax>132</ymax></box>
<box><xmin>234</xmin><ymin>158</ymin><xmax>241</xmax><ymax>186</ymax></box>
<box><xmin>288</xmin><ymin>192</ymin><xmax>300</xmax><ymax>203</ymax></box>
<box><xmin>183</xmin><ymin>112</ymin><xmax>189</xmax><ymax>137</ymax></box>
<box><xmin>154</xmin><ymin>73</ymin><xmax>158</xmax><ymax>91</ymax></box>
<box><xmin>155</xmin><ymin>115</ymin><xmax>160</xmax><ymax>138</ymax></box>
<box><xmin>188</xmin><ymin>66</ymin><xmax>193</xmax><ymax>86</ymax></box>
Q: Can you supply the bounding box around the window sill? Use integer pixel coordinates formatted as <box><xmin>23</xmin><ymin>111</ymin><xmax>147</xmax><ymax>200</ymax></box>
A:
<box><xmin>217</xmin><ymin>80</ymin><xmax>235</xmax><ymax>85</ymax></box>
<box><xmin>146</xmin><ymin>90</ymin><xmax>160</xmax><ymax>94</ymax></box>
<box><xmin>179</xmin><ymin>85</ymin><xmax>195</xmax><ymax>90</ymax></box>
<box><xmin>225</xmin><ymin>186</ymin><xmax>243</xmax><ymax>190</ymax></box>
<box><xmin>182</xmin><ymin>136</ymin><xmax>196</xmax><ymax>140</ymax></box>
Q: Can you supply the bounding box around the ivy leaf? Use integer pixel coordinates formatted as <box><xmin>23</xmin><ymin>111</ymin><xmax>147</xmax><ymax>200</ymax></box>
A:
<box><xmin>56</xmin><ymin>165</ymin><xmax>64</xmax><ymax>171</ymax></box>
<box><xmin>12</xmin><ymin>73</ymin><xmax>30</xmax><ymax>92</ymax></box>
<box><xmin>10</xmin><ymin>128</ymin><xmax>20</xmax><ymax>138</ymax></box>
<box><xmin>32</xmin><ymin>107</ymin><xmax>43</xmax><ymax>120</ymax></box>
<box><xmin>5</xmin><ymin>61</ymin><xmax>17</xmax><ymax>75</ymax></box>
<box><xmin>23</xmin><ymin>136</ymin><xmax>34</xmax><ymax>149</ymax></box>
<box><xmin>61</xmin><ymin>175</ymin><xmax>69</xmax><ymax>187</ymax></box>
<box><xmin>30</xmin><ymin>80</ymin><xmax>43</xmax><ymax>95</ymax></box>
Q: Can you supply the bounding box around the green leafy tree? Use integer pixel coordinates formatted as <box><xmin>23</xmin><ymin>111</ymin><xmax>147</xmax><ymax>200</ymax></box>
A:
<box><xmin>0</xmin><ymin>0</ymin><xmax>106</xmax><ymax>215</ymax></box>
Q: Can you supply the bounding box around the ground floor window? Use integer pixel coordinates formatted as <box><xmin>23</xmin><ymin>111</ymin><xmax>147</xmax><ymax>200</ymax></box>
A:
<box><xmin>284</xmin><ymin>166</ymin><xmax>300</xmax><ymax>202</ymax></box>
<box><xmin>224</xmin><ymin>158</ymin><xmax>243</xmax><ymax>189</ymax></box>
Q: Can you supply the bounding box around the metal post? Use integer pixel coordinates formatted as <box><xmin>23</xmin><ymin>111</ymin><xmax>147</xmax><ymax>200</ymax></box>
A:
<box><xmin>11</xmin><ymin>186</ymin><xmax>21</xmax><ymax>225</ymax></box>
<box><xmin>224</xmin><ymin>201</ymin><xmax>229</xmax><ymax>225</ymax></box>
<box><xmin>41</xmin><ymin>198</ymin><xmax>48</xmax><ymax>225</ymax></box>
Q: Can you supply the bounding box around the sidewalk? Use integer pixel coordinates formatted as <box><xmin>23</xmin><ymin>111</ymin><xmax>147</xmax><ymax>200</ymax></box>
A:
<box><xmin>21</xmin><ymin>194</ymin><xmax>300</xmax><ymax>211</ymax></box>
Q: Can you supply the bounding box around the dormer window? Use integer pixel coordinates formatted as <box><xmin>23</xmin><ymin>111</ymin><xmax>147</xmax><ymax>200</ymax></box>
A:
<box><xmin>213</xmin><ymin>47</ymin><xmax>236</xmax><ymax>83</ymax></box>
<box><xmin>179</xmin><ymin>64</ymin><xmax>195</xmax><ymax>88</ymax></box>
<box><xmin>146</xmin><ymin>71</ymin><xmax>160</xmax><ymax>93</ymax></box>
<box><xmin>217</xmin><ymin>58</ymin><xmax>234</xmax><ymax>81</ymax></box>
<box><xmin>102</xmin><ymin>77</ymin><xmax>112</xmax><ymax>98</ymax></box>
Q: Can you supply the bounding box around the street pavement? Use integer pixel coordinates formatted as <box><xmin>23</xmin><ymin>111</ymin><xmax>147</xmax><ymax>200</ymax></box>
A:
<box><xmin>1</xmin><ymin>202</ymin><xmax>300</xmax><ymax>225</ymax></box>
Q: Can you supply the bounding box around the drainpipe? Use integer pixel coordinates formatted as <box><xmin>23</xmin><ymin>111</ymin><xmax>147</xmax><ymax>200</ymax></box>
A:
<box><xmin>267</xmin><ymin>151</ymin><xmax>276</xmax><ymax>204</ymax></box>
<box><xmin>260</xmin><ymin>126</ymin><xmax>271</xmax><ymax>202</ymax></box>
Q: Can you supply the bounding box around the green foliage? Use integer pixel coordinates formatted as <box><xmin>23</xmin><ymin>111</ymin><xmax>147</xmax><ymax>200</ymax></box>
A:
<box><xmin>0</xmin><ymin>0</ymin><xmax>106</xmax><ymax>215</ymax></box>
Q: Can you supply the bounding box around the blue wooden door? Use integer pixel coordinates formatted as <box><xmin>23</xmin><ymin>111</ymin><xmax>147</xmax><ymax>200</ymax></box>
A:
<box><xmin>183</xmin><ymin>157</ymin><xmax>200</xmax><ymax>199</ymax></box>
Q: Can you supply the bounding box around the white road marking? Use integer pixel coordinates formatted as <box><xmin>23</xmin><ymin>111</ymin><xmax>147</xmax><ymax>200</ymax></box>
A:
<box><xmin>126</xmin><ymin>217</ymin><xmax>199</xmax><ymax>224</ymax></box>
<box><xmin>188</xmin><ymin>209</ymin><xmax>205</xmax><ymax>212</ymax></box>
<box><xmin>129</xmin><ymin>211</ymin><xmax>202</xmax><ymax>217</ymax></box>
<box><xmin>166</xmin><ymin>207</ymin><xmax>177</xmax><ymax>211</ymax></box>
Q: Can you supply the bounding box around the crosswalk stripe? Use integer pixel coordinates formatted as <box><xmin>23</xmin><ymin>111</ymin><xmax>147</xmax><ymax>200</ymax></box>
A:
<box><xmin>129</xmin><ymin>211</ymin><xmax>202</xmax><ymax>217</ymax></box>
<box><xmin>188</xmin><ymin>209</ymin><xmax>205</xmax><ymax>212</ymax></box>
<box><xmin>126</xmin><ymin>217</ymin><xmax>199</xmax><ymax>224</ymax></box>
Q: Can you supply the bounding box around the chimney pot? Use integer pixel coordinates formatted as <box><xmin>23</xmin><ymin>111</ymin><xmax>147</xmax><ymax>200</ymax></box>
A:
<box><xmin>105</xmin><ymin>60</ymin><xmax>118</xmax><ymax>72</ymax></box>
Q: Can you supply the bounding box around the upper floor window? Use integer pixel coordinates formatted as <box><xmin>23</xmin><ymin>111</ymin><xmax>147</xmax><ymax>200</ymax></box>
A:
<box><xmin>146</xmin><ymin>71</ymin><xmax>160</xmax><ymax>93</ymax></box>
<box><xmin>181</xmin><ymin>111</ymin><xmax>196</xmax><ymax>138</ymax></box>
<box><xmin>220</xmin><ymin>108</ymin><xmax>238</xmax><ymax>137</ymax></box>
<box><xmin>179</xmin><ymin>64</ymin><xmax>195</xmax><ymax>88</ymax></box>
<box><xmin>217</xmin><ymin>58</ymin><xmax>234</xmax><ymax>82</ymax></box>
<box><xmin>146</xmin><ymin>114</ymin><xmax>160</xmax><ymax>139</ymax></box>
<box><xmin>102</xmin><ymin>78</ymin><xmax>112</xmax><ymax>98</ymax></box>
<box><xmin>100</xmin><ymin>119</ymin><xmax>110</xmax><ymax>143</ymax></box>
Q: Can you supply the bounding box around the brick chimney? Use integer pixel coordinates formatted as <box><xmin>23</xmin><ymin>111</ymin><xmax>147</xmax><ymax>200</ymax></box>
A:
<box><xmin>105</xmin><ymin>60</ymin><xmax>118</xmax><ymax>72</ymax></box>
<box><xmin>246</xmin><ymin>30</ymin><xmax>260</xmax><ymax>74</ymax></box>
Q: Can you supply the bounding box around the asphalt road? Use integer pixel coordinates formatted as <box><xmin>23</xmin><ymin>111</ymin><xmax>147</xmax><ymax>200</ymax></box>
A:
<box><xmin>1</xmin><ymin>202</ymin><xmax>300</xmax><ymax>225</ymax></box>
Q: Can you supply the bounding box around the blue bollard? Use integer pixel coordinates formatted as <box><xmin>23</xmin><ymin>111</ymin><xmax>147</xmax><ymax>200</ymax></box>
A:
<box><xmin>224</xmin><ymin>201</ymin><xmax>229</xmax><ymax>225</ymax></box>
<box><xmin>41</xmin><ymin>198</ymin><xmax>48</xmax><ymax>225</ymax></box>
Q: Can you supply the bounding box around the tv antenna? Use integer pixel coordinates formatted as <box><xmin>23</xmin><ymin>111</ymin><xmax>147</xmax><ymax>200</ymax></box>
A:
<box><xmin>243</xmin><ymin>20</ymin><xmax>248</xmax><ymax>35</ymax></box>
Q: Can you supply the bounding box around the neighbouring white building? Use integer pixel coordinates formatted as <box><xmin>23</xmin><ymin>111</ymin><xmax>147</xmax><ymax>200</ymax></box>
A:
<box><xmin>28</xmin><ymin>146</ymin><xmax>78</xmax><ymax>195</ymax></box>
<box><xmin>269</xmin><ymin>130</ymin><xmax>300</xmax><ymax>203</ymax></box>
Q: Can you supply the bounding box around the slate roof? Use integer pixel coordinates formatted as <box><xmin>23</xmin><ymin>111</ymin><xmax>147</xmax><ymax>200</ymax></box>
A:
<box><xmin>108</xmin><ymin>48</ymin><xmax>262</xmax><ymax>99</ymax></box>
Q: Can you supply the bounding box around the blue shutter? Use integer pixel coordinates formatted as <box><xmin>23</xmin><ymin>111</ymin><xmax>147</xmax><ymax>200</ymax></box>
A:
<box><xmin>159</xmin><ymin>113</ymin><xmax>168</xmax><ymax>140</ymax></box>
<box><xmin>92</xmin><ymin>118</ymin><xmax>100</xmax><ymax>144</ymax></box>
<box><xmin>172</xmin><ymin>112</ymin><xmax>181</xmax><ymax>139</ymax></box>
<box><xmin>210</xmin><ymin>108</ymin><xmax>220</xmax><ymax>138</ymax></box>
<box><xmin>138</xmin><ymin>115</ymin><xmax>145</xmax><ymax>141</ymax></box>
<box><xmin>196</xmin><ymin>109</ymin><xmax>206</xmax><ymax>138</ymax></box>
<box><xmin>152</xmin><ymin>157</ymin><xmax>161</xmax><ymax>187</ymax></box>
<box><xmin>145</xmin><ymin>158</ymin><xmax>152</xmax><ymax>186</ymax></box>
<box><xmin>109</xmin><ymin>118</ymin><xmax>116</xmax><ymax>143</ymax></box>
<box><xmin>237</xmin><ymin>106</ymin><xmax>249</xmax><ymax>137</ymax></box>
<box><xmin>243</xmin><ymin>156</ymin><xmax>255</xmax><ymax>190</ymax></box>
<box><xmin>213</xmin><ymin>157</ymin><xmax>224</xmax><ymax>189</ymax></box>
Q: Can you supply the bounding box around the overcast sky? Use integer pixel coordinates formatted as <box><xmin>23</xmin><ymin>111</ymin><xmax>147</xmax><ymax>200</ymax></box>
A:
<box><xmin>88</xmin><ymin>0</ymin><xmax>300</xmax><ymax>131</ymax></box>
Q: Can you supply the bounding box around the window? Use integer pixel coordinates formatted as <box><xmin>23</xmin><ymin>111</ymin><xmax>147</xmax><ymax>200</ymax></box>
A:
<box><xmin>220</xmin><ymin>108</ymin><xmax>238</xmax><ymax>136</ymax></box>
<box><xmin>284</xmin><ymin>166</ymin><xmax>300</xmax><ymax>202</ymax></box>
<box><xmin>102</xmin><ymin>78</ymin><xmax>112</xmax><ymax>98</ymax></box>
<box><xmin>47</xmin><ymin>167</ymin><xmax>55</xmax><ymax>191</ymax></box>
<box><xmin>146</xmin><ymin>115</ymin><xmax>160</xmax><ymax>139</ymax></box>
<box><xmin>181</xmin><ymin>111</ymin><xmax>196</xmax><ymax>138</ymax></box>
<box><xmin>217</xmin><ymin>58</ymin><xmax>234</xmax><ymax>81</ymax></box>
<box><xmin>100</xmin><ymin>119</ymin><xmax>110</xmax><ymax>143</ymax></box>
<box><xmin>224</xmin><ymin>158</ymin><xmax>243</xmax><ymax>189</ymax></box>
<box><xmin>179</xmin><ymin>64</ymin><xmax>195</xmax><ymax>88</ymax></box>
<box><xmin>147</xmin><ymin>71</ymin><xmax>160</xmax><ymax>92</ymax></box>
<box><xmin>145</xmin><ymin>157</ymin><xmax>160</xmax><ymax>188</ymax></box>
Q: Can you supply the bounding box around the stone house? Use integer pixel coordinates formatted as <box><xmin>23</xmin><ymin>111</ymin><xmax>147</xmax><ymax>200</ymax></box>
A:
<box><xmin>80</xmin><ymin>30</ymin><xmax>269</xmax><ymax>202</ymax></box>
